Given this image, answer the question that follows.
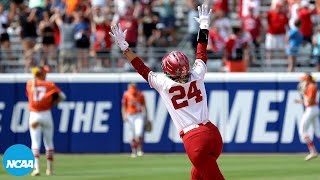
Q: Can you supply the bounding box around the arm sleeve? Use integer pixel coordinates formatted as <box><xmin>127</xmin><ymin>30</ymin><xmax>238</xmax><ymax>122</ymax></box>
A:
<box><xmin>148</xmin><ymin>72</ymin><xmax>166</xmax><ymax>91</ymax></box>
<box><xmin>130</xmin><ymin>57</ymin><xmax>152</xmax><ymax>82</ymax></box>
<box><xmin>196</xmin><ymin>29</ymin><xmax>209</xmax><ymax>64</ymax></box>
<box><xmin>306</xmin><ymin>85</ymin><xmax>317</xmax><ymax>100</ymax></box>
<box><xmin>47</xmin><ymin>82</ymin><xmax>61</xmax><ymax>96</ymax></box>
<box><xmin>191</xmin><ymin>59</ymin><xmax>207</xmax><ymax>80</ymax></box>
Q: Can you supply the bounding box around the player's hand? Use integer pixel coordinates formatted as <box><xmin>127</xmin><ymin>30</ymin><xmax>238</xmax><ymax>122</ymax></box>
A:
<box><xmin>109</xmin><ymin>23</ymin><xmax>129</xmax><ymax>51</ymax></box>
<box><xmin>294</xmin><ymin>99</ymin><xmax>302</xmax><ymax>104</ymax></box>
<box><xmin>193</xmin><ymin>4</ymin><xmax>212</xmax><ymax>30</ymax></box>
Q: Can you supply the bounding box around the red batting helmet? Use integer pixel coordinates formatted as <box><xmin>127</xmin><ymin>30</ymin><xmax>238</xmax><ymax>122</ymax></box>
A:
<box><xmin>161</xmin><ymin>51</ymin><xmax>190</xmax><ymax>79</ymax></box>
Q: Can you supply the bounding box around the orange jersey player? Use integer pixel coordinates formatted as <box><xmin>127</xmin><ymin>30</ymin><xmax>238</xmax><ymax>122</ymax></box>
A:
<box><xmin>122</xmin><ymin>83</ymin><xmax>148</xmax><ymax>158</ymax></box>
<box><xmin>26</xmin><ymin>78</ymin><xmax>61</xmax><ymax>112</ymax></box>
<box><xmin>26</xmin><ymin>66</ymin><xmax>66</xmax><ymax>176</ymax></box>
<box><xmin>122</xmin><ymin>83</ymin><xmax>146</xmax><ymax>114</ymax></box>
<box><xmin>295</xmin><ymin>73</ymin><xmax>320</xmax><ymax>161</ymax></box>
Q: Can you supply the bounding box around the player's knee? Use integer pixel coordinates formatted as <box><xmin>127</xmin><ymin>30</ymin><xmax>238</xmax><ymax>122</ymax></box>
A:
<box><xmin>30</xmin><ymin>121</ymin><xmax>40</xmax><ymax>129</ymax></box>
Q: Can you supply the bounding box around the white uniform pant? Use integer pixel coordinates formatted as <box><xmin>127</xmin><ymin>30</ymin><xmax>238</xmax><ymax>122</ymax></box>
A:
<box><xmin>29</xmin><ymin>110</ymin><xmax>54</xmax><ymax>150</ymax></box>
<box><xmin>299</xmin><ymin>106</ymin><xmax>320</xmax><ymax>141</ymax></box>
<box><xmin>127</xmin><ymin>113</ymin><xmax>145</xmax><ymax>140</ymax></box>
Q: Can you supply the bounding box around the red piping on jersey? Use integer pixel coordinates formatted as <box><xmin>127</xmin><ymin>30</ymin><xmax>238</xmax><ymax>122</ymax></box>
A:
<box><xmin>196</xmin><ymin>42</ymin><xmax>208</xmax><ymax>64</ymax></box>
<box><xmin>131</xmin><ymin>57</ymin><xmax>151</xmax><ymax>82</ymax></box>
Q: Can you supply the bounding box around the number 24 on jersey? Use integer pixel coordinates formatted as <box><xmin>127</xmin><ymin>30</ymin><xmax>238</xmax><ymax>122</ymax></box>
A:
<box><xmin>169</xmin><ymin>81</ymin><xmax>203</xmax><ymax>110</ymax></box>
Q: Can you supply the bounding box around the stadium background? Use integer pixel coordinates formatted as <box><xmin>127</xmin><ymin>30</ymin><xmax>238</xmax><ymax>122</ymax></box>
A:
<box><xmin>0</xmin><ymin>73</ymin><xmax>320</xmax><ymax>153</ymax></box>
<box><xmin>1</xmin><ymin>0</ymin><xmax>320</xmax><ymax>179</ymax></box>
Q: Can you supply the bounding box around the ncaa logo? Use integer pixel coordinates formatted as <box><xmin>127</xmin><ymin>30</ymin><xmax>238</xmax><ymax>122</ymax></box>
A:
<box><xmin>2</xmin><ymin>144</ymin><xmax>34</xmax><ymax>176</ymax></box>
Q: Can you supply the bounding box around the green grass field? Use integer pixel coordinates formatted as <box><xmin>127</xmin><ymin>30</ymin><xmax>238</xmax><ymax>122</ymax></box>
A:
<box><xmin>0</xmin><ymin>154</ymin><xmax>319</xmax><ymax>180</ymax></box>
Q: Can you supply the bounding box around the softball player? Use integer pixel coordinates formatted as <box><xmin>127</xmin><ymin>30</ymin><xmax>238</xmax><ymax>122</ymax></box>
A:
<box><xmin>26</xmin><ymin>66</ymin><xmax>66</xmax><ymax>176</ymax></box>
<box><xmin>296</xmin><ymin>73</ymin><xmax>320</xmax><ymax>161</ymax></box>
<box><xmin>122</xmin><ymin>83</ymin><xmax>147</xmax><ymax>158</ymax></box>
<box><xmin>110</xmin><ymin>4</ymin><xmax>224</xmax><ymax>179</ymax></box>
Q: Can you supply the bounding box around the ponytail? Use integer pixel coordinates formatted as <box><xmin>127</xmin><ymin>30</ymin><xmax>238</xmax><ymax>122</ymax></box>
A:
<box><xmin>31</xmin><ymin>76</ymin><xmax>37</xmax><ymax>91</ymax></box>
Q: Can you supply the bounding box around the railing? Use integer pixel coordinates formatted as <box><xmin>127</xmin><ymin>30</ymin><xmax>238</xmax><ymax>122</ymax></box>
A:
<box><xmin>0</xmin><ymin>42</ymin><xmax>316</xmax><ymax>73</ymax></box>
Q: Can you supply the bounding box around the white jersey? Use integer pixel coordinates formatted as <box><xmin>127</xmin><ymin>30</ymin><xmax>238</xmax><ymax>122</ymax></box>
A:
<box><xmin>148</xmin><ymin>59</ymin><xmax>208</xmax><ymax>132</ymax></box>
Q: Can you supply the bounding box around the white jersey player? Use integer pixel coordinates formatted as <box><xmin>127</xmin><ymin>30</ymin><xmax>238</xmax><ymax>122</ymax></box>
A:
<box><xmin>110</xmin><ymin>4</ymin><xmax>225</xmax><ymax>180</ymax></box>
<box><xmin>149</xmin><ymin>58</ymin><xmax>208</xmax><ymax>133</ymax></box>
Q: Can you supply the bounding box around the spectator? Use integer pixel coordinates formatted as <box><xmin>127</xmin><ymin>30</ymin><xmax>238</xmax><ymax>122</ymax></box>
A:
<box><xmin>119</xmin><ymin>7</ymin><xmax>138</xmax><ymax>48</ymax></box>
<box><xmin>208</xmin><ymin>26</ymin><xmax>225</xmax><ymax>57</ymax></box>
<box><xmin>239</xmin><ymin>0</ymin><xmax>260</xmax><ymax>18</ymax></box>
<box><xmin>158</xmin><ymin>0</ymin><xmax>176</xmax><ymax>45</ymax></box>
<box><xmin>223</xmin><ymin>27</ymin><xmax>250</xmax><ymax>72</ymax></box>
<box><xmin>213</xmin><ymin>9</ymin><xmax>231</xmax><ymax>41</ymax></box>
<box><xmin>140</xmin><ymin>5</ymin><xmax>158</xmax><ymax>47</ymax></box>
<box><xmin>289</xmin><ymin>0</ymin><xmax>300</xmax><ymax>29</ymax></box>
<box><xmin>317</xmin><ymin>0</ymin><xmax>320</xmax><ymax>14</ymax></box>
<box><xmin>39</xmin><ymin>11</ymin><xmax>56</xmax><ymax>68</ymax></box>
<box><xmin>212</xmin><ymin>0</ymin><xmax>229</xmax><ymax>15</ymax></box>
<box><xmin>9</xmin><ymin>0</ymin><xmax>24</xmax><ymax>22</ymax></box>
<box><xmin>265</xmin><ymin>2</ymin><xmax>289</xmax><ymax>63</ymax></box>
<box><xmin>50</xmin><ymin>0</ymin><xmax>67</xmax><ymax>15</ymax></box>
<box><xmin>74</xmin><ymin>13</ymin><xmax>91</xmax><ymax>71</ymax></box>
<box><xmin>187</xmin><ymin>0</ymin><xmax>199</xmax><ymax>49</ymax></box>
<box><xmin>312</xmin><ymin>25</ymin><xmax>320</xmax><ymax>71</ymax></box>
<box><xmin>28</xmin><ymin>0</ymin><xmax>46</xmax><ymax>21</ymax></box>
<box><xmin>241</xmin><ymin>6</ymin><xmax>263</xmax><ymax>61</ymax></box>
<box><xmin>147</xmin><ymin>23</ymin><xmax>170</xmax><ymax>71</ymax></box>
<box><xmin>112</xmin><ymin>0</ymin><xmax>134</xmax><ymax>25</ymax></box>
<box><xmin>66</xmin><ymin>0</ymin><xmax>79</xmax><ymax>15</ymax></box>
<box><xmin>271</xmin><ymin>0</ymin><xmax>284</xmax><ymax>9</ymax></box>
<box><xmin>75</xmin><ymin>0</ymin><xmax>91</xmax><ymax>18</ymax></box>
<box><xmin>137</xmin><ymin>0</ymin><xmax>154</xmax><ymax>14</ymax></box>
<box><xmin>92</xmin><ymin>6</ymin><xmax>112</xmax><ymax>68</ymax></box>
<box><xmin>115</xmin><ymin>0</ymin><xmax>134</xmax><ymax>17</ymax></box>
<box><xmin>19</xmin><ymin>6</ymin><xmax>38</xmax><ymax>73</ymax></box>
<box><xmin>0</xmin><ymin>3</ymin><xmax>13</xmax><ymax>62</ymax></box>
<box><xmin>91</xmin><ymin>0</ymin><xmax>106</xmax><ymax>8</ymax></box>
<box><xmin>139</xmin><ymin>4</ymin><xmax>158</xmax><ymax>66</ymax></box>
<box><xmin>298</xmin><ymin>0</ymin><xmax>316</xmax><ymax>44</ymax></box>
<box><xmin>148</xmin><ymin>23</ymin><xmax>170</xmax><ymax>49</ymax></box>
<box><xmin>286</xmin><ymin>19</ymin><xmax>303</xmax><ymax>72</ymax></box>
<box><xmin>53</xmin><ymin>12</ymin><xmax>77</xmax><ymax>73</ymax></box>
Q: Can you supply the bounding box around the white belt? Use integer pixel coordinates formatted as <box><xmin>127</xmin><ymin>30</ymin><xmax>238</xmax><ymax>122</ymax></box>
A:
<box><xmin>182</xmin><ymin>124</ymin><xmax>200</xmax><ymax>134</ymax></box>
<box><xmin>182</xmin><ymin>120</ymin><xmax>210</xmax><ymax>134</ymax></box>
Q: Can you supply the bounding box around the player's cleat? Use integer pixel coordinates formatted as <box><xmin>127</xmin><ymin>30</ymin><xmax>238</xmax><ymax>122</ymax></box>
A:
<box><xmin>131</xmin><ymin>153</ymin><xmax>137</xmax><ymax>158</ymax></box>
<box><xmin>30</xmin><ymin>170</ymin><xmax>40</xmax><ymax>176</ymax></box>
<box><xmin>46</xmin><ymin>169</ymin><xmax>54</xmax><ymax>176</ymax></box>
<box><xmin>137</xmin><ymin>151</ymin><xmax>144</xmax><ymax>157</ymax></box>
<box><xmin>305</xmin><ymin>153</ymin><xmax>318</xmax><ymax>161</ymax></box>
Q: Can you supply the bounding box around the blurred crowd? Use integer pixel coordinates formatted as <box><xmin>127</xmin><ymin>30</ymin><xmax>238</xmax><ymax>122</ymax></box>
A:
<box><xmin>0</xmin><ymin>0</ymin><xmax>320</xmax><ymax>73</ymax></box>
<box><xmin>200</xmin><ymin>0</ymin><xmax>320</xmax><ymax>72</ymax></box>
<box><xmin>0</xmin><ymin>0</ymin><xmax>177</xmax><ymax>73</ymax></box>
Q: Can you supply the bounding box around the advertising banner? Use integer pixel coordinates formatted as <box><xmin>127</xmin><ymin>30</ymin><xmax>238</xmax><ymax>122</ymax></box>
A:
<box><xmin>0</xmin><ymin>73</ymin><xmax>319</xmax><ymax>153</ymax></box>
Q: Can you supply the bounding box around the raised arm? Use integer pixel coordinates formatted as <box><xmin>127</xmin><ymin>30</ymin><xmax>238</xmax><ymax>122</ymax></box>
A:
<box><xmin>193</xmin><ymin>5</ymin><xmax>212</xmax><ymax>64</ymax></box>
<box><xmin>109</xmin><ymin>24</ymin><xmax>151</xmax><ymax>82</ymax></box>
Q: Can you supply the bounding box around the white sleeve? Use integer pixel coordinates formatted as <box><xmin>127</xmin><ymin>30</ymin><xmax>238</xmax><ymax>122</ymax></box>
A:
<box><xmin>191</xmin><ymin>59</ymin><xmax>207</xmax><ymax>80</ymax></box>
<box><xmin>148</xmin><ymin>72</ymin><xmax>167</xmax><ymax>91</ymax></box>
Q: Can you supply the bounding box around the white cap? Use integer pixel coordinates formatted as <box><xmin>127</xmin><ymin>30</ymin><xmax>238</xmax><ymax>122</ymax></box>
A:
<box><xmin>301</xmin><ymin>0</ymin><xmax>309</xmax><ymax>7</ymax></box>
